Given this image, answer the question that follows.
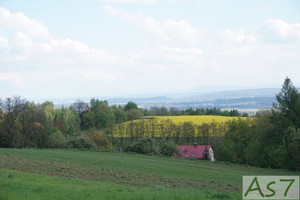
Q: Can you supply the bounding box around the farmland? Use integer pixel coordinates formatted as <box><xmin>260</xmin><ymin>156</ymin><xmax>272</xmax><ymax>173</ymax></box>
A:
<box><xmin>111</xmin><ymin>115</ymin><xmax>249</xmax><ymax>141</ymax></box>
<box><xmin>151</xmin><ymin>115</ymin><xmax>243</xmax><ymax>125</ymax></box>
<box><xmin>0</xmin><ymin>148</ymin><xmax>298</xmax><ymax>200</ymax></box>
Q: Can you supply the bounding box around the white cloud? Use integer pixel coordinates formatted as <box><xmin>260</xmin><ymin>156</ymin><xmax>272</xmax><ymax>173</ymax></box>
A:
<box><xmin>0</xmin><ymin>72</ymin><xmax>23</xmax><ymax>86</ymax></box>
<box><xmin>0</xmin><ymin>6</ymin><xmax>299</xmax><ymax>98</ymax></box>
<box><xmin>103</xmin><ymin>5</ymin><xmax>202</xmax><ymax>45</ymax></box>
<box><xmin>0</xmin><ymin>7</ymin><xmax>119</xmax><ymax>67</ymax></box>
<box><xmin>14</xmin><ymin>31</ymin><xmax>34</xmax><ymax>53</ymax></box>
<box><xmin>157</xmin><ymin>46</ymin><xmax>203</xmax><ymax>67</ymax></box>
<box><xmin>262</xmin><ymin>19</ymin><xmax>300</xmax><ymax>42</ymax></box>
<box><xmin>125</xmin><ymin>46</ymin><xmax>203</xmax><ymax>78</ymax></box>
<box><xmin>47</xmin><ymin>38</ymin><xmax>90</xmax><ymax>54</ymax></box>
<box><xmin>0</xmin><ymin>36</ymin><xmax>9</xmax><ymax>50</ymax></box>
<box><xmin>0</xmin><ymin>7</ymin><xmax>50</xmax><ymax>39</ymax></box>
<box><xmin>159</xmin><ymin>46</ymin><xmax>202</xmax><ymax>55</ymax></box>
<box><xmin>218</xmin><ymin>29</ymin><xmax>257</xmax><ymax>45</ymax></box>
<box><xmin>162</xmin><ymin>20</ymin><xmax>200</xmax><ymax>44</ymax></box>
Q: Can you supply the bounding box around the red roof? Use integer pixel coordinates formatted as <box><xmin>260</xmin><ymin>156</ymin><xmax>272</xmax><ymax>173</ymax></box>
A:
<box><xmin>175</xmin><ymin>144</ymin><xmax>211</xmax><ymax>159</ymax></box>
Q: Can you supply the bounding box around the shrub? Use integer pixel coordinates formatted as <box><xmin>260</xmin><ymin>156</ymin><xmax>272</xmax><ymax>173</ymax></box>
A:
<box><xmin>125</xmin><ymin>137</ymin><xmax>158</xmax><ymax>155</ymax></box>
<box><xmin>84</xmin><ymin>129</ymin><xmax>113</xmax><ymax>150</ymax></box>
<box><xmin>48</xmin><ymin>129</ymin><xmax>66</xmax><ymax>148</ymax></box>
<box><xmin>64</xmin><ymin>136</ymin><xmax>97</xmax><ymax>149</ymax></box>
<box><xmin>159</xmin><ymin>141</ymin><xmax>180</xmax><ymax>157</ymax></box>
<box><xmin>125</xmin><ymin>138</ymin><xmax>180</xmax><ymax>157</ymax></box>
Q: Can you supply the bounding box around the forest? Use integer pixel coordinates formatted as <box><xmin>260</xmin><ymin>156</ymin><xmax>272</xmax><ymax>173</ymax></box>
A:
<box><xmin>0</xmin><ymin>96</ymin><xmax>242</xmax><ymax>149</ymax></box>
<box><xmin>0</xmin><ymin>77</ymin><xmax>299</xmax><ymax>170</ymax></box>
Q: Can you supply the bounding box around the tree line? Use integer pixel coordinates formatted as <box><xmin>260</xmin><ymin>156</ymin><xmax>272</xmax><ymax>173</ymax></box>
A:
<box><xmin>215</xmin><ymin>77</ymin><xmax>300</xmax><ymax>170</ymax></box>
<box><xmin>0</xmin><ymin>98</ymin><xmax>142</xmax><ymax>149</ymax></box>
<box><xmin>142</xmin><ymin>107</ymin><xmax>247</xmax><ymax>117</ymax></box>
<box><xmin>110</xmin><ymin>118</ymin><xmax>228</xmax><ymax>148</ymax></box>
<box><xmin>0</xmin><ymin>94</ymin><xmax>243</xmax><ymax>149</ymax></box>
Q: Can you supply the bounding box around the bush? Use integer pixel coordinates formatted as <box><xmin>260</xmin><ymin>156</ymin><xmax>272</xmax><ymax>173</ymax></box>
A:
<box><xmin>48</xmin><ymin>129</ymin><xmax>66</xmax><ymax>148</ymax></box>
<box><xmin>125</xmin><ymin>138</ymin><xmax>180</xmax><ymax>157</ymax></box>
<box><xmin>125</xmin><ymin>138</ymin><xmax>158</xmax><ymax>155</ymax></box>
<box><xmin>215</xmin><ymin>141</ymin><xmax>237</xmax><ymax>163</ymax></box>
<box><xmin>64</xmin><ymin>136</ymin><xmax>97</xmax><ymax>149</ymax></box>
<box><xmin>0</xmin><ymin>130</ymin><xmax>9</xmax><ymax>148</ymax></box>
<box><xmin>159</xmin><ymin>141</ymin><xmax>180</xmax><ymax>157</ymax></box>
<box><xmin>84</xmin><ymin>129</ymin><xmax>113</xmax><ymax>150</ymax></box>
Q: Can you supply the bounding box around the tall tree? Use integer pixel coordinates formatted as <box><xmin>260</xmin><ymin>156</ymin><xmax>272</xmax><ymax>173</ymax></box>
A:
<box><xmin>126</xmin><ymin>109</ymin><xmax>143</xmax><ymax>121</ymax></box>
<box><xmin>182</xmin><ymin>122</ymin><xmax>195</xmax><ymax>144</ymax></box>
<box><xmin>273</xmin><ymin>77</ymin><xmax>300</xmax><ymax>129</ymax></box>
<box><xmin>0</xmin><ymin>96</ymin><xmax>25</xmax><ymax>147</ymax></box>
<box><xmin>72</xmin><ymin>99</ymin><xmax>88</xmax><ymax>115</ymax></box>
<box><xmin>124</xmin><ymin>101</ymin><xmax>138</xmax><ymax>111</ymax></box>
<box><xmin>112</xmin><ymin>105</ymin><xmax>127</xmax><ymax>123</ymax></box>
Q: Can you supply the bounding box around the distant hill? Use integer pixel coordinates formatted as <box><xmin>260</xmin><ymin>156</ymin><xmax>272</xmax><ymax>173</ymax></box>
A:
<box><xmin>107</xmin><ymin>96</ymin><xmax>172</xmax><ymax>103</ymax></box>
<box><xmin>43</xmin><ymin>88</ymin><xmax>300</xmax><ymax>112</ymax></box>
<box><xmin>174</xmin><ymin>88</ymin><xmax>281</xmax><ymax>102</ymax></box>
<box><xmin>131</xmin><ymin>88</ymin><xmax>281</xmax><ymax>111</ymax></box>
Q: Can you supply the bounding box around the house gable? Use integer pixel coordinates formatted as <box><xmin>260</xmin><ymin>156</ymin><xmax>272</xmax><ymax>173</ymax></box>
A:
<box><xmin>175</xmin><ymin>144</ymin><xmax>214</xmax><ymax>161</ymax></box>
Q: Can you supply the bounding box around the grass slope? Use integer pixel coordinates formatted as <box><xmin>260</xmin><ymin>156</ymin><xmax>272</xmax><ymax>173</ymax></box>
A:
<box><xmin>0</xmin><ymin>149</ymin><xmax>299</xmax><ymax>200</ymax></box>
<box><xmin>0</xmin><ymin>169</ymin><xmax>231</xmax><ymax>200</ymax></box>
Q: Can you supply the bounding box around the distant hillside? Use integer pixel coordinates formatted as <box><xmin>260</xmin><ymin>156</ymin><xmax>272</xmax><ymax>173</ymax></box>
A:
<box><xmin>172</xmin><ymin>97</ymin><xmax>276</xmax><ymax>109</ymax></box>
<box><xmin>43</xmin><ymin>88</ymin><xmax>298</xmax><ymax>111</ymax></box>
<box><xmin>107</xmin><ymin>96</ymin><xmax>172</xmax><ymax>103</ymax></box>
<box><xmin>133</xmin><ymin>89</ymin><xmax>282</xmax><ymax>110</ymax></box>
<box><xmin>174</xmin><ymin>88</ymin><xmax>281</xmax><ymax>102</ymax></box>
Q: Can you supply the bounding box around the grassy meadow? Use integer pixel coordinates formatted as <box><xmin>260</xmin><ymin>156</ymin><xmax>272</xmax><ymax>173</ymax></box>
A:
<box><xmin>1</xmin><ymin>148</ymin><xmax>299</xmax><ymax>200</ymax></box>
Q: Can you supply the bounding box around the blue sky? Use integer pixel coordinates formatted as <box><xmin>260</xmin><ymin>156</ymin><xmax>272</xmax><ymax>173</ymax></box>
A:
<box><xmin>0</xmin><ymin>0</ymin><xmax>300</xmax><ymax>100</ymax></box>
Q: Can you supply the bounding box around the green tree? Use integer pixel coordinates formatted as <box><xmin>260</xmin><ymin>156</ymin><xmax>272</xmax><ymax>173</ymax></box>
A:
<box><xmin>159</xmin><ymin>140</ymin><xmax>180</xmax><ymax>156</ymax></box>
<box><xmin>48</xmin><ymin>128</ymin><xmax>66</xmax><ymax>148</ymax></box>
<box><xmin>202</xmin><ymin>146</ymin><xmax>210</xmax><ymax>160</ymax></box>
<box><xmin>81</xmin><ymin>111</ymin><xmax>96</xmax><ymax>130</ymax></box>
<box><xmin>229</xmin><ymin>109</ymin><xmax>240</xmax><ymax>117</ymax></box>
<box><xmin>89</xmin><ymin>99</ymin><xmax>116</xmax><ymax>129</ymax></box>
<box><xmin>72</xmin><ymin>99</ymin><xmax>88</xmax><ymax>115</ymax></box>
<box><xmin>0</xmin><ymin>108</ymin><xmax>8</xmax><ymax>147</ymax></box>
<box><xmin>0</xmin><ymin>96</ymin><xmax>25</xmax><ymax>147</ymax></box>
<box><xmin>216</xmin><ymin>118</ymin><xmax>252</xmax><ymax>163</ymax></box>
<box><xmin>96</xmin><ymin>102</ymin><xmax>115</xmax><ymax>128</ymax></box>
<box><xmin>270</xmin><ymin>77</ymin><xmax>300</xmax><ymax>169</ymax></box>
<box><xmin>126</xmin><ymin>109</ymin><xmax>143</xmax><ymax>121</ymax></box>
<box><xmin>125</xmin><ymin>137</ymin><xmax>158</xmax><ymax>155</ymax></box>
<box><xmin>289</xmin><ymin>128</ymin><xmax>300</xmax><ymax>170</ymax></box>
<box><xmin>182</xmin><ymin>122</ymin><xmax>195</xmax><ymax>144</ymax></box>
<box><xmin>19</xmin><ymin>102</ymin><xmax>46</xmax><ymax>148</ymax></box>
<box><xmin>112</xmin><ymin>106</ymin><xmax>127</xmax><ymax>123</ymax></box>
<box><xmin>273</xmin><ymin>77</ymin><xmax>300</xmax><ymax>129</ymax></box>
<box><xmin>84</xmin><ymin>129</ymin><xmax>113</xmax><ymax>150</ymax></box>
<box><xmin>124</xmin><ymin>101</ymin><xmax>138</xmax><ymax>111</ymax></box>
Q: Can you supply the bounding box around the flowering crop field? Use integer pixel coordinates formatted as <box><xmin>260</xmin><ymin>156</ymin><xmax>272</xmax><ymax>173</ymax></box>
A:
<box><xmin>111</xmin><ymin>115</ymin><xmax>249</xmax><ymax>138</ymax></box>
<box><xmin>151</xmin><ymin>116</ymin><xmax>242</xmax><ymax>125</ymax></box>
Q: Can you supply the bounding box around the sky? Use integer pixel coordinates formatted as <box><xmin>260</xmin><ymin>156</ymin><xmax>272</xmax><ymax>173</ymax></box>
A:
<box><xmin>0</xmin><ymin>0</ymin><xmax>300</xmax><ymax>100</ymax></box>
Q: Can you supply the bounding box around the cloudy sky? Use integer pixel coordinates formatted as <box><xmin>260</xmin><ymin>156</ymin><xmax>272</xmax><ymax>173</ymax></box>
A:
<box><xmin>0</xmin><ymin>0</ymin><xmax>299</xmax><ymax>100</ymax></box>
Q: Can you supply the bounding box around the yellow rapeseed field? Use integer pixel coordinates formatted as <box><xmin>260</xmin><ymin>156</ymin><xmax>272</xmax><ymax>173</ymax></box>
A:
<box><xmin>151</xmin><ymin>115</ymin><xmax>242</xmax><ymax>125</ymax></box>
<box><xmin>111</xmin><ymin>115</ymin><xmax>249</xmax><ymax>138</ymax></box>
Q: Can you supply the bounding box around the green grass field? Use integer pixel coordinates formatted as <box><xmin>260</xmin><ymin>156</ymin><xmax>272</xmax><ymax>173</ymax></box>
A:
<box><xmin>0</xmin><ymin>148</ymin><xmax>299</xmax><ymax>200</ymax></box>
